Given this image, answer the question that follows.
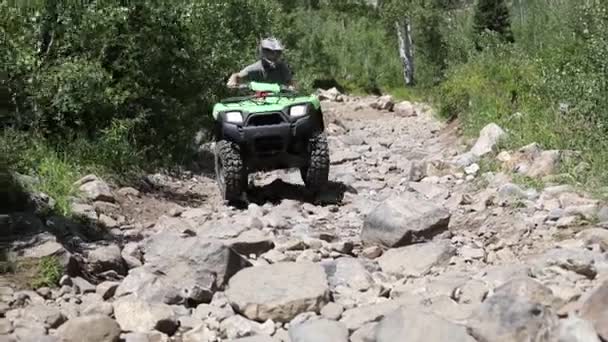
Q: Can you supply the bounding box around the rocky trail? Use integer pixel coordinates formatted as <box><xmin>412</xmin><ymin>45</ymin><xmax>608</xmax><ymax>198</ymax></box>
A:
<box><xmin>2</xmin><ymin>90</ymin><xmax>608</xmax><ymax>342</ymax></box>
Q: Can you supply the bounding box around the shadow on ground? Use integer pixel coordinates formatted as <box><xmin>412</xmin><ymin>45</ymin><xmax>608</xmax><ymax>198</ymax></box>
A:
<box><xmin>240</xmin><ymin>178</ymin><xmax>356</xmax><ymax>208</ymax></box>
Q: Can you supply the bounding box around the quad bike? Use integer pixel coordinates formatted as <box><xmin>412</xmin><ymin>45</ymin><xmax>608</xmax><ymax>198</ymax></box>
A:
<box><xmin>211</xmin><ymin>82</ymin><xmax>330</xmax><ymax>203</ymax></box>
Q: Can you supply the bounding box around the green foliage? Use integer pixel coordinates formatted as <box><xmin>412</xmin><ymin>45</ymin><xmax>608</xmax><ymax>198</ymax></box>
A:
<box><xmin>473</xmin><ymin>0</ymin><xmax>514</xmax><ymax>46</ymax></box>
<box><xmin>435</xmin><ymin>0</ymin><xmax>608</xmax><ymax>191</ymax></box>
<box><xmin>32</xmin><ymin>256</ymin><xmax>63</xmax><ymax>289</ymax></box>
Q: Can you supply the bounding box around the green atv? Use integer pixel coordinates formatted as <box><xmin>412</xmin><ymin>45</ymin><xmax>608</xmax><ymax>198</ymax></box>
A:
<box><xmin>211</xmin><ymin>82</ymin><xmax>330</xmax><ymax>203</ymax></box>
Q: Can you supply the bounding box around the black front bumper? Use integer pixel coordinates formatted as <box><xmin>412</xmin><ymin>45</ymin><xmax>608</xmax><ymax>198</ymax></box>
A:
<box><xmin>219</xmin><ymin>110</ymin><xmax>323</xmax><ymax>171</ymax></box>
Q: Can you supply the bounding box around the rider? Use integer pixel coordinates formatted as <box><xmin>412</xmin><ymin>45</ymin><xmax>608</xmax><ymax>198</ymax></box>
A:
<box><xmin>227</xmin><ymin>37</ymin><xmax>296</xmax><ymax>89</ymax></box>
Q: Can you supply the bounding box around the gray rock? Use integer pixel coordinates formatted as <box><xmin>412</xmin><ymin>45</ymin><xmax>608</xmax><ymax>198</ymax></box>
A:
<box><xmin>72</xmin><ymin>276</ymin><xmax>96</xmax><ymax>294</ymax></box>
<box><xmin>470</xmin><ymin>123</ymin><xmax>506</xmax><ymax>157</ymax></box>
<box><xmin>87</xmin><ymin>244</ymin><xmax>125</xmax><ymax>275</ymax></box>
<box><xmin>407</xmin><ymin>182</ymin><xmax>450</xmax><ymax>201</ymax></box>
<box><xmin>361</xmin><ymin>193</ymin><xmax>451</xmax><ymax>248</ymax></box>
<box><xmin>394</xmin><ymin>101</ymin><xmax>417</xmax><ymax>117</ymax></box>
<box><xmin>116</xmin><ymin>231</ymin><xmax>249</xmax><ymax>305</ymax></box>
<box><xmin>467</xmin><ymin>280</ymin><xmax>560</xmax><ymax>342</ymax></box>
<box><xmin>597</xmin><ymin>206</ymin><xmax>608</xmax><ymax>223</ymax></box>
<box><xmin>113</xmin><ymin>298</ymin><xmax>178</xmax><ymax>335</ymax></box>
<box><xmin>225</xmin><ymin>229</ymin><xmax>275</xmax><ymax>256</ymax></box>
<box><xmin>96</xmin><ymin>281</ymin><xmax>119</xmax><ymax>300</ymax></box>
<box><xmin>289</xmin><ymin>319</ymin><xmax>348</xmax><ymax>342</ymax></box>
<box><xmin>320</xmin><ymin>302</ymin><xmax>344</xmax><ymax>320</ymax></box>
<box><xmin>11</xmin><ymin>234</ymin><xmax>77</xmax><ymax>275</ymax></box>
<box><xmin>331</xmin><ymin>150</ymin><xmax>360</xmax><ymax>165</ymax></box>
<box><xmin>21</xmin><ymin>304</ymin><xmax>66</xmax><ymax>329</ymax></box>
<box><xmin>220</xmin><ymin>315</ymin><xmax>272</xmax><ymax>340</ymax></box>
<box><xmin>558</xmin><ymin>316</ymin><xmax>601</xmax><ymax>342</ymax></box>
<box><xmin>321</xmin><ymin>257</ymin><xmax>373</xmax><ymax>293</ymax></box>
<box><xmin>339</xmin><ymin>299</ymin><xmax>414</xmax><ymax>332</ymax></box>
<box><xmin>122</xmin><ymin>332</ymin><xmax>170</xmax><ymax>342</ymax></box>
<box><xmin>0</xmin><ymin>319</ymin><xmax>13</xmax><ymax>335</ymax></box>
<box><xmin>121</xmin><ymin>242</ymin><xmax>143</xmax><ymax>269</ymax></box>
<box><xmin>378</xmin><ymin>240</ymin><xmax>455</xmax><ymax>278</ymax></box>
<box><xmin>350</xmin><ymin>322</ymin><xmax>378</xmax><ymax>342</ymax></box>
<box><xmin>193</xmin><ymin>303</ymin><xmax>234</xmax><ymax>322</ymax></box>
<box><xmin>182</xmin><ymin>324</ymin><xmax>217</xmax><ymax>342</ymax></box>
<box><xmin>376</xmin><ymin>308</ymin><xmax>476</xmax><ymax>342</ymax></box>
<box><xmin>576</xmin><ymin>228</ymin><xmax>608</xmax><ymax>251</ymax></box>
<box><xmin>226</xmin><ymin>262</ymin><xmax>330</xmax><ymax>323</ymax></box>
<box><xmin>56</xmin><ymin>314</ymin><xmax>121</xmax><ymax>342</ymax></box>
<box><xmin>580</xmin><ymin>280</ymin><xmax>608</xmax><ymax>341</ymax></box>
<box><xmin>71</xmin><ymin>203</ymin><xmax>98</xmax><ymax>221</ymax></box>
<box><xmin>532</xmin><ymin>248</ymin><xmax>599</xmax><ymax>279</ymax></box>
<box><xmin>77</xmin><ymin>175</ymin><xmax>115</xmax><ymax>203</ymax></box>
<box><xmin>82</xmin><ymin>302</ymin><xmax>114</xmax><ymax>316</ymax></box>
<box><xmin>476</xmin><ymin>264</ymin><xmax>533</xmax><ymax>288</ymax></box>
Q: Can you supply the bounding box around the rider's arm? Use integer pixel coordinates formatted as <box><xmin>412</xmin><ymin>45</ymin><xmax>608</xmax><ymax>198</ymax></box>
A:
<box><xmin>227</xmin><ymin>73</ymin><xmax>241</xmax><ymax>87</ymax></box>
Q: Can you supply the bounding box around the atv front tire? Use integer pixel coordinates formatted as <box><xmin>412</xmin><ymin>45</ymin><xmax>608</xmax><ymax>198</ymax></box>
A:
<box><xmin>300</xmin><ymin>132</ymin><xmax>330</xmax><ymax>193</ymax></box>
<box><xmin>215</xmin><ymin>140</ymin><xmax>246</xmax><ymax>203</ymax></box>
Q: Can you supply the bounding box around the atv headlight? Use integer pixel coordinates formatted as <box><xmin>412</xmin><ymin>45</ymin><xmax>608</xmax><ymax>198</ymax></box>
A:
<box><xmin>289</xmin><ymin>104</ymin><xmax>307</xmax><ymax>118</ymax></box>
<box><xmin>225</xmin><ymin>111</ymin><xmax>243</xmax><ymax>124</ymax></box>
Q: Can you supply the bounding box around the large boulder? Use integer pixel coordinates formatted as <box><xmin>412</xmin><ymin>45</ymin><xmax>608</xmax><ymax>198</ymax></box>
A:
<box><xmin>115</xmin><ymin>231</ymin><xmax>249</xmax><ymax>305</ymax></box>
<box><xmin>113</xmin><ymin>298</ymin><xmax>179</xmax><ymax>335</ymax></box>
<box><xmin>226</xmin><ymin>262</ymin><xmax>330</xmax><ymax>323</ymax></box>
<box><xmin>466</xmin><ymin>278</ymin><xmax>561</xmax><ymax>342</ymax></box>
<box><xmin>376</xmin><ymin>308</ymin><xmax>476</xmax><ymax>342</ymax></box>
<box><xmin>56</xmin><ymin>315</ymin><xmax>121</xmax><ymax>342</ymax></box>
<box><xmin>580</xmin><ymin>279</ymin><xmax>608</xmax><ymax>340</ymax></box>
<box><xmin>470</xmin><ymin>123</ymin><xmax>507</xmax><ymax>158</ymax></box>
<box><xmin>361</xmin><ymin>193</ymin><xmax>451</xmax><ymax>248</ymax></box>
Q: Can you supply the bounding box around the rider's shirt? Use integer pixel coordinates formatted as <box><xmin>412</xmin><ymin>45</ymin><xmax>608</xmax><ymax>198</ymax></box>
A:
<box><xmin>238</xmin><ymin>60</ymin><xmax>292</xmax><ymax>85</ymax></box>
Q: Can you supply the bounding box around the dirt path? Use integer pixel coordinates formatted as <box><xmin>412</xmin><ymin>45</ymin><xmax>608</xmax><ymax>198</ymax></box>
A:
<box><xmin>2</xmin><ymin>92</ymin><xmax>608</xmax><ymax>341</ymax></box>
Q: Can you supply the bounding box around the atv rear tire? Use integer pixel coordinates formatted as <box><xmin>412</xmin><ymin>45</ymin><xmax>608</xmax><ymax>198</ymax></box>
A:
<box><xmin>300</xmin><ymin>132</ymin><xmax>330</xmax><ymax>193</ymax></box>
<box><xmin>215</xmin><ymin>140</ymin><xmax>246</xmax><ymax>203</ymax></box>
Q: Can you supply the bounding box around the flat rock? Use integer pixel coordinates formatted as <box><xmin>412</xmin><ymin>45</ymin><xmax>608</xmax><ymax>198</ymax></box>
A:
<box><xmin>224</xmin><ymin>229</ymin><xmax>275</xmax><ymax>256</ymax></box>
<box><xmin>361</xmin><ymin>193</ymin><xmax>451</xmax><ymax>248</ymax></box>
<box><xmin>576</xmin><ymin>228</ymin><xmax>608</xmax><ymax>251</ymax></box>
<box><xmin>21</xmin><ymin>304</ymin><xmax>66</xmax><ymax>329</ymax></box>
<box><xmin>77</xmin><ymin>175</ymin><xmax>115</xmax><ymax>203</ymax></box>
<box><xmin>350</xmin><ymin>322</ymin><xmax>378</xmax><ymax>342</ymax></box>
<box><xmin>407</xmin><ymin>182</ymin><xmax>450</xmax><ymax>201</ymax></box>
<box><xmin>56</xmin><ymin>314</ymin><xmax>121</xmax><ymax>342</ymax></box>
<box><xmin>226</xmin><ymin>262</ymin><xmax>330</xmax><ymax>322</ymax></box>
<box><xmin>289</xmin><ymin>319</ymin><xmax>349</xmax><ymax>342</ymax></box>
<box><xmin>321</xmin><ymin>257</ymin><xmax>373</xmax><ymax>293</ymax></box>
<box><xmin>87</xmin><ymin>244</ymin><xmax>125</xmax><ymax>275</ymax></box>
<box><xmin>182</xmin><ymin>324</ymin><xmax>217</xmax><ymax>342</ymax></box>
<box><xmin>376</xmin><ymin>308</ymin><xmax>476</xmax><ymax>342</ymax></box>
<box><xmin>339</xmin><ymin>296</ymin><xmax>421</xmax><ymax>332</ymax></box>
<box><xmin>320</xmin><ymin>302</ymin><xmax>344</xmax><ymax>320</ymax></box>
<box><xmin>558</xmin><ymin>316</ymin><xmax>601</xmax><ymax>342</ymax></box>
<box><xmin>378</xmin><ymin>240</ymin><xmax>455</xmax><ymax>278</ymax></box>
<box><xmin>117</xmin><ymin>231</ymin><xmax>249</xmax><ymax>305</ymax></box>
<box><xmin>580</xmin><ymin>279</ymin><xmax>608</xmax><ymax>340</ymax></box>
<box><xmin>532</xmin><ymin>248</ymin><xmax>600</xmax><ymax>280</ymax></box>
<box><xmin>113</xmin><ymin>298</ymin><xmax>178</xmax><ymax>335</ymax></box>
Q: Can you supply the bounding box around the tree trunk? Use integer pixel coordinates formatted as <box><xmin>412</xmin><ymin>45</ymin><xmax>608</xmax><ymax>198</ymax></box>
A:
<box><xmin>396</xmin><ymin>17</ymin><xmax>415</xmax><ymax>86</ymax></box>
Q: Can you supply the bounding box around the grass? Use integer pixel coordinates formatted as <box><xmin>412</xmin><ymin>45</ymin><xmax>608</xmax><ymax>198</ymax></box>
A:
<box><xmin>2</xmin><ymin>124</ymin><xmax>147</xmax><ymax>217</ymax></box>
<box><xmin>31</xmin><ymin>256</ymin><xmax>63</xmax><ymax>289</ymax></box>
